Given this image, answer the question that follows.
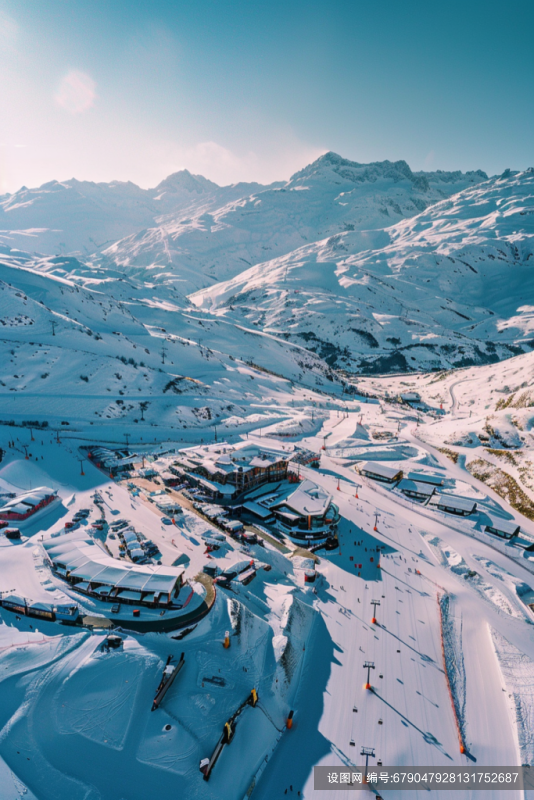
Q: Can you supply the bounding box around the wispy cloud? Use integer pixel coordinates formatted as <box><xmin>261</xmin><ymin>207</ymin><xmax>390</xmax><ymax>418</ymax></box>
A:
<box><xmin>54</xmin><ymin>70</ymin><xmax>96</xmax><ymax>114</ymax></box>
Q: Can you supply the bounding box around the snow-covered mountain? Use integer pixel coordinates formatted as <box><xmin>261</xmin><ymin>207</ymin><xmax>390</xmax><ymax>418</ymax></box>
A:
<box><xmin>0</xmin><ymin>152</ymin><xmax>531</xmax><ymax>398</ymax></box>
<box><xmin>98</xmin><ymin>153</ymin><xmax>490</xmax><ymax>291</ymax></box>
<box><xmin>190</xmin><ymin>167</ymin><xmax>534</xmax><ymax>373</ymax></box>
<box><xmin>0</xmin><ymin>171</ymin><xmax>275</xmax><ymax>256</ymax></box>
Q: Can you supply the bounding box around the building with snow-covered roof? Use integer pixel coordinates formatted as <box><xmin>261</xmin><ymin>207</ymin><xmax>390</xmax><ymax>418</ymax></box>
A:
<box><xmin>272</xmin><ymin>480</ymin><xmax>339</xmax><ymax>543</ymax></box>
<box><xmin>0</xmin><ymin>487</ymin><xmax>58</xmax><ymax>522</ymax></box>
<box><xmin>398</xmin><ymin>392</ymin><xmax>421</xmax><ymax>405</ymax></box>
<box><xmin>358</xmin><ymin>462</ymin><xmax>403</xmax><ymax>484</ymax></box>
<box><xmin>174</xmin><ymin>441</ymin><xmax>291</xmax><ymax>500</ymax></box>
<box><xmin>154</xmin><ymin>496</ymin><xmax>183</xmax><ymax>514</ymax></box>
<box><xmin>86</xmin><ymin>446</ymin><xmax>138</xmax><ymax>475</ymax></box>
<box><xmin>484</xmin><ymin>518</ymin><xmax>520</xmax><ymax>539</ymax></box>
<box><xmin>428</xmin><ymin>493</ymin><xmax>477</xmax><ymax>516</ymax></box>
<box><xmin>407</xmin><ymin>471</ymin><xmax>444</xmax><ymax>486</ymax></box>
<box><xmin>398</xmin><ymin>479</ymin><xmax>436</xmax><ymax>502</ymax></box>
<box><xmin>42</xmin><ymin>530</ymin><xmax>185</xmax><ymax>608</ymax></box>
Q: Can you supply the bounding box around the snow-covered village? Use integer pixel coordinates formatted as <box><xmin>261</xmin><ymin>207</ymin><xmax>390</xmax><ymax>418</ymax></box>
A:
<box><xmin>0</xmin><ymin>3</ymin><xmax>533</xmax><ymax>799</ymax></box>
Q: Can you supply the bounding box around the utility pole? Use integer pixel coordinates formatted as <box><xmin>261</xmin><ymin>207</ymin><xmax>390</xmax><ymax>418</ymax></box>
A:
<box><xmin>78</xmin><ymin>458</ymin><xmax>85</xmax><ymax>476</ymax></box>
<box><xmin>51</xmin><ymin>320</ymin><xmax>57</xmax><ymax>336</ymax></box>
<box><xmin>161</xmin><ymin>340</ymin><xmax>167</xmax><ymax>364</ymax></box>
<box><xmin>360</xmin><ymin>746</ymin><xmax>375</xmax><ymax>783</ymax></box>
<box><xmin>29</xmin><ymin>427</ymin><xmax>35</xmax><ymax>442</ymax></box>
<box><xmin>56</xmin><ymin>430</ymin><xmax>60</xmax><ymax>444</ymax></box>
<box><xmin>363</xmin><ymin>661</ymin><xmax>375</xmax><ymax>691</ymax></box>
<box><xmin>124</xmin><ymin>433</ymin><xmax>130</xmax><ymax>449</ymax></box>
<box><xmin>373</xmin><ymin>512</ymin><xmax>380</xmax><ymax>532</ymax></box>
<box><xmin>371</xmin><ymin>599</ymin><xmax>380</xmax><ymax>625</ymax></box>
<box><xmin>354</xmin><ymin>482</ymin><xmax>361</xmax><ymax>499</ymax></box>
<box><xmin>214</xmin><ymin>425</ymin><xmax>217</xmax><ymax>443</ymax></box>
<box><xmin>23</xmin><ymin>445</ymin><xmax>29</xmax><ymax>460</ymax></box>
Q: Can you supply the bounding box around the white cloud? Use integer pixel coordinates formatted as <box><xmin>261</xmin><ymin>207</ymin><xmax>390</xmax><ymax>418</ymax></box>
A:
<box><xmin>54</xmin><ymin>70</ymin><xmax>96</xmax><ymax>114</ymax></box>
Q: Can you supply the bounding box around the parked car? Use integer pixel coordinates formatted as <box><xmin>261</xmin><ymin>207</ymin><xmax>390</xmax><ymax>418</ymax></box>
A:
<box><xmin>161</xmin><ymin>517</ymin><xmax>172</xmax><ymax>525</ymax></box>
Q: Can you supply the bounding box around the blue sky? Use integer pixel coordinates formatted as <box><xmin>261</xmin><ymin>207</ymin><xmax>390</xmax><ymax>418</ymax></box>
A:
<box><xmin>0</xmin><ymin>0</ymin><xmax>532</xmax><ymax>192</ymax></box>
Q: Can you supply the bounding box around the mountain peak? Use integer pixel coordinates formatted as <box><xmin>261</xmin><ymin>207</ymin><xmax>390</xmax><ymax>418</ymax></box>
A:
<box><xmin>288</xmin><ymin>152</ymin><xmax>426</xmax><ymax>190</ymax></box>
<box><xmin>154</xmin><ymin>169</ymin><xmax>219</xmax><ymax>195</ymax></box>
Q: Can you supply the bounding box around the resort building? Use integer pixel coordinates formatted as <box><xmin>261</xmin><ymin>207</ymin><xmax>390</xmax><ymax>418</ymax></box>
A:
<box><xmin>358</xmin><ymin>462</ymin><xmax>403</xmax><ymax>484</ymax></box>
<box><xmin>406</xmin><ymin>471</ymin><xmax>444</xmax><ymax>486</ymax></box>
<box><xmin>42</xmin><ymin>531</ymin><xmax>185</xmax><ymax>609</ymax></box>
<box><xmin>428</xmin><ymin>493</ymin><xmax>477</xmax><ymax>516</ymax></box>
<box><xmin>398</xmin><ymin>479</ymin><xmax>436</xmax><ymax>502</ymax></box>
<box><xmin>0</xmin><ymin>487</ymin><xmax>58</xmax><ymax>522</ymax></box>
<box><xmin>86</xmin><ymin>447</ymin><xmax>138</xmax><ymax>475</ymax></box>
<box><xmin>398</xmin><ymin>392</ymin><xmax>421</xmax><ymax>406</ymax></box>
<box><xmin>173</xmin><ymin>441</ymin><xmax>291</xmax><ymax>501</ymax></box>
<box><xmin>271</xmin><ymin>480</ymin><xmax>339</xmax><ymax>543</ymax></box>
<box><xmin>484</xmin><ymin>518</ymin><xmax>520</xmax><ymax>539</ymax></box>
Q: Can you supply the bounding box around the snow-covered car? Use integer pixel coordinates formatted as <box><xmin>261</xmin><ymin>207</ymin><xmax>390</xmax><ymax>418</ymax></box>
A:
<box><xmin>161</xmin><ymin>517</ymin><xmax>172</xmax><ymax>525</ymax></box>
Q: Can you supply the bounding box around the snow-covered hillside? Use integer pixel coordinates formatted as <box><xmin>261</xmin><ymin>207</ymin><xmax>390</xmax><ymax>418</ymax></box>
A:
<box><xmin>191</xmin><ymin>168</ymin><xmax>534</xmax><ymax>372</ymax></box>
<box><xmin>0</xmin><ymin>258</ymin><xmax>347</xmax><ymax>439</ymax></box>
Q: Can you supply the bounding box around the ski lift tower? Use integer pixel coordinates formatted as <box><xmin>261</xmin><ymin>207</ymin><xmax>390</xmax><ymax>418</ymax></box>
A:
<box><xmin>363</xmin><ymin>661</ymin><xmax>375</xmax><ymax>690</ymax></box>
<box><xmin>371</xmin><ymin>599</ymin><xmax>380</xmax><ymax>625</ymax></box>
<box><xmin>360</xmin><ymin>746</ymin><xmax>376</xmax><ymax>783</ymax></box>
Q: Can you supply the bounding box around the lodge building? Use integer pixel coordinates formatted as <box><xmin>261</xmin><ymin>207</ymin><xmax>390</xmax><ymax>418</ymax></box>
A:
<box><xmin>173</xmin><ymin>441</ymin><xmax>291</xmax><ymax>501</ymax></box>
<box><xmin>0</xmin><ymin>487</ymin><xmax>58</xmax><ymax>522</ymax></box>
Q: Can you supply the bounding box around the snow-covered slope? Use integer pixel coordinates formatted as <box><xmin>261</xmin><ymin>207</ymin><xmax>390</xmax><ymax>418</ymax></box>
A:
<box><xmin>0</xmin><ymin>257</ymin><xmax>347</xmax><ymax>437</ymax></box>
<box><xmin>190</xmin><ymin>168</ymin><xmax>534</xmax><ymax>372</ymax></box>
